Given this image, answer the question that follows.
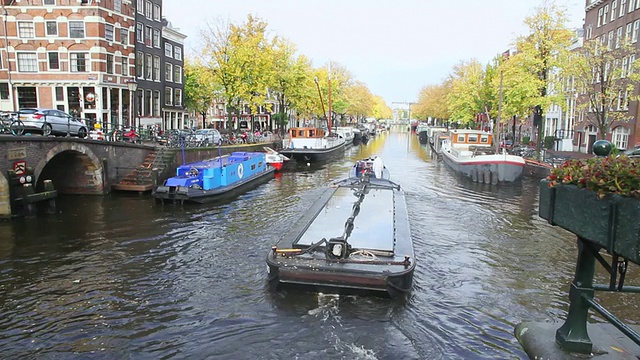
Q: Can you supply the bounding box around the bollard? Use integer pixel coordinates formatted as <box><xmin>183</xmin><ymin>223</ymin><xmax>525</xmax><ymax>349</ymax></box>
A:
<box><xmin>22</xmin><ymin>183</ymin><xmax>36</xmax><ymax>216</ymax></box>
<box><xmin>43</xmin><ymin>180</ymin><xmax>56</xmax><ymax>214</ymax></box>
<box><xmin>152</xmin><ymin>167</ymin><xmax>159</xmax><ymax>187</ymax></box>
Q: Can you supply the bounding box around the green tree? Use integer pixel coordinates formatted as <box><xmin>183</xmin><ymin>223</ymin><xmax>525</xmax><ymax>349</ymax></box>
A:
<box><xmin>446</xmin><ymin>59</ymin><xmax>485</xmax><ymax>126</ymax></box>
<box><xmin>510</xmin><ymin>2</ymin><xmax>573</xmax><ymax>150</ymax></box>
<box><xmin>568</xmin><ymin>38</ymin><xmax>637</xmax><ymax>139</ymax></box>
<box><xmin>183</xmin><ymin>58</ymin><xmax>218</xmax><ymax>128</ymax></box>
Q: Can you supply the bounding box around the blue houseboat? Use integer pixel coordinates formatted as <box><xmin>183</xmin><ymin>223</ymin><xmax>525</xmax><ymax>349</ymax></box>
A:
<box><xmin>153</xmin><ymin>152</ymin><xmax>275</xmax><ymax>204</ymax></box>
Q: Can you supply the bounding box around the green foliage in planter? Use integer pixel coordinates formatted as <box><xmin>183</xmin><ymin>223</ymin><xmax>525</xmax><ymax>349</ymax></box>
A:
<box><xmin>547</xmin><ymin>155</ymin><xmax>640</xmax><ymax>198</ymax></box>
<box><xmin>522</xmin><ymin>136</ymin><xmax>530</xmax><ymax>145</ymax></box>
<box><xmin>544</xmin><ymin>136</ymin><xmax>555</xmax><ymax>149</ymax></box>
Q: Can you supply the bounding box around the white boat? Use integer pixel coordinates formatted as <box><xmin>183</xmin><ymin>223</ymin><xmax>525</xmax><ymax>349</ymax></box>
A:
<box><xmin>440</xmin><ymin>129</ymin><xmax>525</xmax><ymax>184</ymax></box>
<box><xmin>334</xmin><ymin>126</ymin><xmax>355</xmax><ymax>146</ymax></box>
<box><xmin>263</xmin><ymin>146</ymin><xmax>289</xmax><ymax>171</ymax></box>
<box><xmin>280</xmin><ymin>127</ymin><xmax>346</xmax><ymax>163</ymax></box>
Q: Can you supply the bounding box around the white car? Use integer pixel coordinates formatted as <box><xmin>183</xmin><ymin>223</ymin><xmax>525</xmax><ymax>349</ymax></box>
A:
<box><xmin>19</xmin><ymin>108</ymin><xmax>89</xmax><ymax>138</ymax></box>
<box><xmin>191</xmin><ymin>129</ymin><xmax>221</xmax><ymax>145</ymax></box>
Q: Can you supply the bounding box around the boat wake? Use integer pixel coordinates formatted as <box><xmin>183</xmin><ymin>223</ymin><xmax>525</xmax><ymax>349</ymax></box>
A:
<box><xmin>306</xmin><ymin>293</ymin><xmax>379</xmax><ymax>360</ymax></box>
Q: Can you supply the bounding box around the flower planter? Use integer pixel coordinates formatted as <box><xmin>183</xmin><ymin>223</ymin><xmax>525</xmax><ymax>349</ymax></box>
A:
<box><xmin>539</xmin><ymin>179</ymin><xmax>640</xmax><ymax>265</ymax></box>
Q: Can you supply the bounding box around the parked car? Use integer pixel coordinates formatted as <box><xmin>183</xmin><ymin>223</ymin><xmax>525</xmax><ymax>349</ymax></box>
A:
<box><xmin>191</xmin><ymin>128</ymin><xmax>221</xmax><ymax>145</ymax></box>
<box><xmin>18</xmin><ymin>108</ymin><xmax>89</xmax><ymax>138</ymax></box>
<box><xmin>621</xmin><ymin>146</ymin><xmax>640</xmax><ymax>158</ymax></box>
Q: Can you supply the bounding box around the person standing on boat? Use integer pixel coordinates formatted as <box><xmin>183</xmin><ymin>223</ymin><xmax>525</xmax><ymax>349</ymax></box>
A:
<box><xmin>373</xmin><ymin>156</ymin><xmax>384</xmax><ymax>178</ymax></box>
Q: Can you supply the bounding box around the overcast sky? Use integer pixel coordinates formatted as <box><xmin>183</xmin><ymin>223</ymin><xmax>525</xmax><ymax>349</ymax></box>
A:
<box><xmin>163</xmin><ymin>0</ymin><xmax>585</xmax><ymax>107</ymax></box>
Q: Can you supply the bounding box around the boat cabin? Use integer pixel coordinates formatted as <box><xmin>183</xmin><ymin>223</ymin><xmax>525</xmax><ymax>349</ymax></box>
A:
<box><xmin>288</xmin><ymin>127</ymin><xmax>326</xmax><ymax>138</ymax></box>
<box><xmin>450</xmin><ymin>129</ymin><xmax>493</xmax><ymax>148</ymax></box>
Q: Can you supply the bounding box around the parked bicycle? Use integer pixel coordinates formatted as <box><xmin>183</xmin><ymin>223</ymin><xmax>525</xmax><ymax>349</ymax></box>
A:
<box><xmin>0</xmin><ymin>112</ymin><xmax>25</xmax><ymax>136</ymax></box>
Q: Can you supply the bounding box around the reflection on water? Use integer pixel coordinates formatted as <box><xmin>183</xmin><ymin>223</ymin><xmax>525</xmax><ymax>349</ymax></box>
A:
<box><xmin>0</xmin><ymin>128</ymin><xmax>636</xmax><ymax>359</ymax></box>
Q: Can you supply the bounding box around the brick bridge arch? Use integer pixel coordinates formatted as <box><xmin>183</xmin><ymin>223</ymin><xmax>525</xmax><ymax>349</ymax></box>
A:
<box><xmin>34</xmin><ymin>142</ymin><xmax>105</xmax><ymax>195</ymax></box>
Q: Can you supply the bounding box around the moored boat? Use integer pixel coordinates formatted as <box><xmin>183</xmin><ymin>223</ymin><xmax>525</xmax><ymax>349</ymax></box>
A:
<box><xmin>441</xmin><ymin>129</ymin><xmax>525</xmax><ymax>184</ymax></box>
<box><xmin>416</xmin><ymin>123</ymin><xmax>429</xmax><ymax>144</ymax></box>
<box><xmin>280</xmin><ymin>127</ymin><xmax>346</xmax><ymax>163</ymax></box>
<box><xmin>264</xmin><ymin>146</ymin><xmax>289</xmax><ymax>171</ymax></box>
<box><xmin>153</xmin><ymin>151</ymin><xmax>275</xmax><ymax>204</ymax></box>
<box><xmin>334</xmin><ymin>126</ymin><xmax>355</xmax><ymax>146</ymax></box>
<box><xmin>266</xmin><ymin>157</ymin><xmax>415</xmax><ymax>297</ymax></box>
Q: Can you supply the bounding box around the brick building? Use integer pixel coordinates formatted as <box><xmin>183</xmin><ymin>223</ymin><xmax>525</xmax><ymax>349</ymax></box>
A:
<box><xmin>0</xmin><ymin>0</ymin><xmax>136</xmax><ymax>128</ymax></box>
<box><xmin>0</xmin><ymin>0</ymin><xmax>185</xmax><ymax>131</ymax></box>
<box><xmin>580</xmin><ymin>0</ymin><xmax>640</xmax><ymax>151</ymax></box>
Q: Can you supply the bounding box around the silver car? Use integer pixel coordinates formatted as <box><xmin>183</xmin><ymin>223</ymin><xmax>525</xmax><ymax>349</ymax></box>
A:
<box><xmin>19</xmin><ymin>108</ymin><xmax>89</xmax><ymax>138</ymax></box>
<box><xmin>191</xmin><ymin>128</ymin><xmax>221</xmax><ymax>145</ymax></box>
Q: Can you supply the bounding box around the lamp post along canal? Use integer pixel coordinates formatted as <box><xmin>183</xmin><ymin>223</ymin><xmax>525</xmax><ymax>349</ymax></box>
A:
<box><xmin>126</xmin><ymin>78</ymin><xmax>138</xmax><ymax>130</ymax></box>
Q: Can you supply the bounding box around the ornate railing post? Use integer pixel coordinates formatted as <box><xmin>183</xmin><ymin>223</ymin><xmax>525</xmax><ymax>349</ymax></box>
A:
<box><xmin>555</xmin><ymin>237</ymin><xmax>596</xmax><ymax>353</ymax></box>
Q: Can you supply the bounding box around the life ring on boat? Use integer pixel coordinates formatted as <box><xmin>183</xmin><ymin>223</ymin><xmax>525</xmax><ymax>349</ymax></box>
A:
<box><xmin>237</xmin><ymin>163</ymin><xmax>244</xmax><ymax>179</ymax></box>
<box><xmin>187</xmin><ymin>167</ymin><xmax>199</xmax><ymax>177</ymax></box>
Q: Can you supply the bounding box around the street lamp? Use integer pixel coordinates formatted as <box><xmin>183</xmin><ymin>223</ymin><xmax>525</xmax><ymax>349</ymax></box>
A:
<box><xmin>126</xmin><ymin>78</ymin><xmax>137</xmax><ymax>129</ymax></box>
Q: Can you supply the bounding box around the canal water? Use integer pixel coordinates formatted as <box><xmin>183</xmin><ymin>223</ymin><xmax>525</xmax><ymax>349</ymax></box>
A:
<box><xmin>0</xmin><ymin>128</ymin><xmax>637</xmax><ymax>359</ymax></box>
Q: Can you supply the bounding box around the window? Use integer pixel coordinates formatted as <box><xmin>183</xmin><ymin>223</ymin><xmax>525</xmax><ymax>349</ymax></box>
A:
<box><xmin>622</xmin><ymin>56</ymin><xmax>628</xmax><ymax>77</ymax></box>
<box><xmin>46</xmin><ymin>21</ymin><xmax>58</xmax><ymax>36</ymax></box>
<box><xmin>608</xmin><ymin>30</ymin><xmax>614</xmax><ymax>49</ymax></box>
<box><xmin>633</xmin><ymin>20</ymin><xmax>640</xmax><ymax>43</ymax></box>
<box><xmin>70</xmin><ymin>53</ymin><xmax>88</xmax><ymax>72</ymax></box>
<box><xmin>136</xmin><ymin>23</ymin><xmax>143</xmax><ymax>43</ymax></box>
<box><xmin>153</xmin><ymin>29</ymin><xmax>160</xmax><ymax>48</ymax></box>
<box><xmin>626</xmin><ymin>22</ymin><xmax>632</xmax><ymax>42</ymax></box>
<box><xmin>598</xmin><ymin>7</ymin><xmax>604</xmax><ymax>27</ymax></box>
<box><xmin>145</xmin><ymin>0</ymin><xmax>152</xmax><ymax>18</ymax></box>
<box><xmin>145</xmin><ymin>89</ymin><xmax>152</xmax><ymax>115</ymax></box>
<box><xmin>136</xmin><ymin>51</ymin><xmax>143</xmax><ymax>77</ymax></box>
<box><xmin>153</xmin><ymin>55</ymin><xmax>160</xmax><ymax>81</ymax></box>
<box><xmin>586</xmin><ymin>25</ymin><xmax>593</xmax><ymax>40</ymax></box>
<box><xmin>48</xmin><ymin>52</ymin><xmax>60</xmax><ymax>70</ymax></box>
<box><xmin>0</xmin><ymin>83</ymin><xmax>9</xmax><ymax>100</ymax></box>
<box><xmin>144</xmin><ymin>54</ymin><xmax>153</xmax><ymax>80</ymax></box>
<box><xmin>153</xmin><ymin>91</ymin><xmax>160</xmax><ymax>116</ymax></box>
<box><xmin>145</xmin><ymin>53</ymin><xmax>152</xmax><ymax>79</ymax></box>
<box><xmin>69</xmin><ymin>21</ymin><xmax>85</xmax><ymax>38</ymax></box>
<box><xmin>174</xmin><ymin>46</ymin><xmax>182</xmax><ymax>60</ymax></box>
<box><xmin>122</xmin><ymin>57</ymin><xmax>128</xmax><ymax>76</ymax></box>
<box><xmin>616</xmin><ymin>26</ymin><xmax>623</xmax><ymax>48</ymax></box>
<box><xmin>55</xmin><ymin>87</ymin><xmax>64</xmax><ymax>101</ymax></box>
<box><xmin>612</xmin><ymin>0</ymin><xmax>618</xmax><ymax>20</ymax></box>
<box><xmin>44</xmin><ymin>0</ymin><xmax>55</xmax><ymax>4</ymax></box>
<box><xmin>174</xmin><ymin>65</ymin><xmax>182</xmax><ymax>83</ymax></box>
<box><xmin>105</xmin><ymin>24</ymin><xmax>114</xmax><ymax>42</ymax></box>
<box><xmin>120</xmin><ymin>28</ymin><xmax>128</xmax><ymax>45</ymax></box>
<box><xmin>603</xmin><ymin>4</ymin><xmax>609</xmax><ymax>25</ymax></box>
<box><xmin>17</xmin><ymin>53</ymin><xmax>38</xmax><ymax>72</ymax></box>
<box><xmin>165</xmin><ymin>43</ymin><xmax>173</xmax><ymax>58</ymax></box>
<box><xmin>165</xmin><ymin>62</ymin><xmax>173</xmax><ymax>82</ymax></box>
<box><xmin>165</xmin><ymin>87</ymin><xmax>172</xmax><ymax>105</ymax></box>
<box><xmin>630</xmin><ymin>0</ymin><xmax>636</xmax><ymax>12</ymax></box>
<box><xmin>153</xmin><ymin>4</ymin><xmax>160</xmax><ymax>21</ymax></box>
<box><xmin>106</xmin><ymin>54</ymin><xmax>114</xmax><ymax>74</ymax></box>
<box><xmin>174</xmin><ymin>89</ymin><xmax>182</xmax><ymax>106</ymax></box>
<box><xmin>637</xmin><ymin>0</ymin><xmax>640</xmax><ymax>9</ymax></box>
<box><xmin>114</xmin><ymin>0</ymin><xmax>122</xmax><ymax>12</ymax></box>
<box><xmin>137</xmin><ymin>0</ymin><xmax>144</xmax><ymax>14</ymax></box>
<box><xmin>621</xmin><ymin>0</ymin><xmax>628</xmax><ymax>16</ymax></box>
<box><xmin>612</xmin><ymin>127</ymin><xmax>630</xmax><ymax>149</ymax></box>
<box><xmin>18</xmin><ymin>22</ymin><xmax>35</xmax><ymax>38</ymax></box>
<box><xmin>145</xmin><ymin>25</ymin><xmax>152</xmax><ymax>46</ymax></box>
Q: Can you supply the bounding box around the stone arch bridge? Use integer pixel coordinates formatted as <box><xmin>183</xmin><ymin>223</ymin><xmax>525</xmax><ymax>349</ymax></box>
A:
<box><xmin>0</xmin><ymin>136</ymin><xmax>154</xmax><ymax>217</ymax></box>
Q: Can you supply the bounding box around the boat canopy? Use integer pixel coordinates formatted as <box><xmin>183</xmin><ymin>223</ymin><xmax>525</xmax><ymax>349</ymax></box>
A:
<box><xmin>450</xmin><ymin>130</ymin><xmax>492</xmax><ymax>146</ymax></box>
<box><xmin>289</xmin><ymin>127</ymin><xmax>325</xmax><ymax>138</ymax></box>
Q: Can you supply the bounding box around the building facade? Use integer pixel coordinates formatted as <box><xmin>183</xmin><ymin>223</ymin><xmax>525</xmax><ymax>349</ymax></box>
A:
<box><xmin>0</xmin><ymin>0</ymin><xmax>185</xmax><ymax>132</ymax></box>
<box><xmin>580</xmin><ymin>0</ymin><xmax>640</xmax><ymax>151</ymax></box>
<box><xmin>134</xmin><ymin>0</ymin><xmax>163</xmax><ymax>129</ymax></box>
<box><xmin>0</xmin><ymin>0</ymin><xmax>136</xmax><ymax>129</ymax></box>
<box><xmin>161</xmin><ymin>18</ymin><xmax>185</xmax><ymax>130</ymax></box>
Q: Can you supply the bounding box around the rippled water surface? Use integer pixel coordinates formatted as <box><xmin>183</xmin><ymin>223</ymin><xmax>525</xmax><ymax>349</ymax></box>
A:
<box><xmin>1</xmin><ymin>128</ymin><xmax>637</xmax><ymax>359</ymax></box>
